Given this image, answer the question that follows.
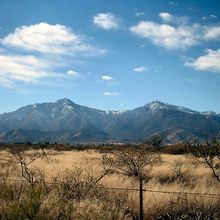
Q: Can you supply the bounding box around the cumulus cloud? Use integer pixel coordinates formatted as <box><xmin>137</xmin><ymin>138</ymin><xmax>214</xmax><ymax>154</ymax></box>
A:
<box><xmin>102</xmin><ymin>75</ymin><xmax>114</xmax><ymax>81</ymax></box>
<box><xmin>159</xmin><ymin>12</ymin><xmax>189</xmax><ymax>25</ymax></box>
<box><xmin>1</xmin><ymin>22</ymin><xmax>106</xmax><ymax>56</ymax></box>
<box><xmin>204</xmin><ymin>26</ymin><xmax>220</xmax><ymax>40</ymax></box>
<box><xmin>130</xmin><ymin>21</ymin><xmax>199</xmax><ymax>49</ymax></box>
<box><xmin>0</xmin><ymin>55</ymin><xmax>49</xmax><ymax>83</ymax></box>
<box><xmin>103</xmin><ymin>92</ymin><xmax>120</xmax><ymax>96</ymax></box>
<box><xmin>67</xmin><ymin>70</ymin><xmax>79</xmax><ymax>77</ymax></box>
<box><xmin>159</xmin><ymin>12</ymin><xmax>174</xmax><ymax>22</ymax></box>
<box><xmin>185</xmin><ymin>49</ymin><xmax>220</xmax><ymax>73</ymax></box>
<box><xmin>133</xmin><ymin>66</ymin><xmax>147</xmax><ymax>72</ymax></box>
<box><xmin>130</xmin><ymin>12</ymin><xmax>220</xmax><ymax>50</ymax></box>
<box><xmin>0</xmin><ymin>52</ymin><xmax>72</xmax><ymax>87</ymax></box>
<box><xmin>0</xmin><ymin>23</ymin><xmax>106</xmax><ymax>87</ymax></box>
<box><xmin>93</xmin><ymin>13</ymin><xmax>119</xmax><ymax>30</ymax></box>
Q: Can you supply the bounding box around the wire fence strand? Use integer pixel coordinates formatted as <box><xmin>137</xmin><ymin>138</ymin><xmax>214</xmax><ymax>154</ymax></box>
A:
<box><xmin>1</xmin><ymin>177</ymin><xmax>220</xmax><ymax>198</ymax></box>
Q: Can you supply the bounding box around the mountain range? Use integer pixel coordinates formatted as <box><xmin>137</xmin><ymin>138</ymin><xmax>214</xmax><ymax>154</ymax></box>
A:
<box><xmin>0</xmin><ymin>98</ymin><xmax>220</xmax><ymax>144</ymax></box>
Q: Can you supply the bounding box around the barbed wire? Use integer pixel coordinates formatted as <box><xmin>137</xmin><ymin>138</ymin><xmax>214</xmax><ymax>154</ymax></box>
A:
<box><xmin>97</xmin><ymin>186</ymin><xmax>220</xmax><ymax>198</ymax></box>
<box><xmin>1</xmin><ymin>177</ymin><xmax>220</xmax><ymax>198</ymax></box>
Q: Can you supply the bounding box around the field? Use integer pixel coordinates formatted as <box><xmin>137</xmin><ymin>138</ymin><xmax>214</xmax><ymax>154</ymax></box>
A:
<box><xmin>0</xmin><ymin>145</ymin><xmax>219</xmax><ymax>219</ymax></box>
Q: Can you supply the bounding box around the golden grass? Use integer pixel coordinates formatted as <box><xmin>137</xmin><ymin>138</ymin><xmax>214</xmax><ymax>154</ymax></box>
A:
<box><xmin>1</xmin><ymin>149</ymin><xmax>218</xmax><ymax>193</ymax></box>
<box><xmin>0</xmin><ymin>149</ymin><xmax>219</xmax><ymax>219</ymax></box>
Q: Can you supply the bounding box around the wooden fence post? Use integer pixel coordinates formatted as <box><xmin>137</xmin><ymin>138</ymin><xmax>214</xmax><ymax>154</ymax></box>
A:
<box><xmin>139</xmin><ymin>175</ymin><xmax>144</xmax><ymax>220</ymax></box>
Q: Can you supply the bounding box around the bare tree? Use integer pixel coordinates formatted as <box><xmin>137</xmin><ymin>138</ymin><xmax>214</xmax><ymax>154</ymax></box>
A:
<box><xmin>187</xmin><ymin>139</ymin><xmax>220</xmax><ymax>183</ymax></box>
<box><xmin>58</xmin><ymin>166</ymin><xmax>109</xmax><ymax>202</ymax></box>
<box><xmin>103</xmin><ymin>146</ymin><xmax>160</xmax><ymax>220</ymax></box>
<box><xmin>0</xmin><ymin>148</ymin><xmax>48</xmax><ymax>187</ymax></box>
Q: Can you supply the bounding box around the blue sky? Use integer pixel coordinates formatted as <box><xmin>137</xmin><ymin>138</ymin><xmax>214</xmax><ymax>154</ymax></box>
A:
<box><xmin>0</xmin><ymin>0</ymin><xmax>220</xmax><ymax>113</ymax></box>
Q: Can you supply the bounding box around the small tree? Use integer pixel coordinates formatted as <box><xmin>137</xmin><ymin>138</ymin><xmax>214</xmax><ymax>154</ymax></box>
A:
<box><xmin>59</xmin><ymin>166</ymin><xmax>109</xmax><ymax>202</ymax></box>
<box><xmin>103</xmin><ymin>146</ymin><xmax>160</xmax><ymax>220</ymax></box>
<box><xmin>0</xmin><ymin>148</ymin><xmax>50</xmax><ymax>219</ymax></box>
<box><xmin>144</xmin><ymin>134</ymin><xmax>163</xmax><ymax>148</ymax></box>
<box><xmin>187</xmin><ymin>139</ymin><xmax>220</xmax><ymax>183</ymax></box>
<box><xmin>0</xmin><ymin>148</ymin><xmax>48</xmax><ymax>187</ymax></box>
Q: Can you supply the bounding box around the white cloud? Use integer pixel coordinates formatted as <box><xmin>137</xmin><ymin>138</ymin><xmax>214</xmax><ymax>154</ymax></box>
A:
<box><xmin>134</xmin><ymin>66</ymin><xmax>147</xmax><ymax>72</ymax></box>
<box><xmin>135</xmin><ymin>12</ymin><xmax>145</xmax><ymax>17</ymax></box>
<box><xmin>102</xmin><ymin>75</ymin><xmax>114</xmax><ymax>81</ymax></box>
<box><xmin>204</xmin><ymin>26</ymin><xmax>220</xmax><ymax>40</ymax></box>
<box><xmin>130</xmin><ymin>21</ymin><xmax>199</xmax><ymax>49</ymax></box>
<box><xmin>67</xmin><ymin>70</ymin><xmax>79</xmax><ymax>77</ymax></box>
<box><xmin>202</xmin><ymin>14</ymin><xmax>217</xmax><ymax>20</ymax></box>
<box><xmin>93</xmin><ymin>13</ymin><xmax>119</xmax><ymax>30</ymax></box>
<box><xmin>185</xmin><ymin>49</ymin><xmax>220</xmax><ymax>73</ymax></box>
<box><xmin>1</xmin><ymin>22</ymin><xmax>106</xmax><ymax>56</ymax></box>
<box><xmin>159</xmin><ymin>12</ymin><xmax>189</xmax><ymax>25</ymax></box>
<box><xmin>169</xmin><ymin>2</ymin><xmax>177</xmax><ymax>6</ymax></box>
<box><xmin>159</xmin><ymin>12</ymin><xmax>174</xmax><ymax>22</ymax></box>
<box><xmin>210</xmin><ymin>14</ymin><xmax>217</xmax><ymax>18</ymax></box>
<box><xmin>103</xmin><ymin>92</ymin><xmax>120</xmax><ymax>96</ymax></box>
<box><xmin>0</xmin><ymin>55</ymin><xmax>49</xmax><ymax>83</ymax></box>
<box><xmin>0</xmin><ymin>53</ymin><xmax>76</xmax><ymax>87</ymax></box>
<box><xmin>130</xmin><ymin>13</ymin><xmax>220</xmax><ymax>50</ymax></box>
<box><xmin>0</xmin><ymin>23</ymin><xmax>106</xmax><ymax>88</ymax></box>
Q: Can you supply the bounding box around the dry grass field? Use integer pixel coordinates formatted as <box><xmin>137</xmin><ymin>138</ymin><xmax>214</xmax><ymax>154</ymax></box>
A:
<box><xmin>0</xmin><ymin>147</ymin><xmax>219</xmax><ymax>219</ymax></box>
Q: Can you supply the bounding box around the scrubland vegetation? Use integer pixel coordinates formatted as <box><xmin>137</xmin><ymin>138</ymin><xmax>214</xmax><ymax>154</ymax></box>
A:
<box><xmin>0</xmin><ymin>143</ymin><xmax>219</xmax><ymax>220</ymax></box>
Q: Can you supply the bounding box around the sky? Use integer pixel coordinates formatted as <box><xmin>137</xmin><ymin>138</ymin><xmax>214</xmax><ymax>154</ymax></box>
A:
<box><xmin>0</xmin><ymin>0</ymin><xmax>220</xmax><ymax>113</ymax></box>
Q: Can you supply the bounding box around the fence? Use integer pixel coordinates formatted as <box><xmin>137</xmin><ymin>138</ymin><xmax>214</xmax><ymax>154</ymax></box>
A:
<box><xmin>1</xmin><ymin>177</ymin><xmax>220</xmax><ymax>219</ymax></box>
<box><xmin>1</xmin><ymin>178</ymin><xmax>220</xmax><ymax>198</ymax></box>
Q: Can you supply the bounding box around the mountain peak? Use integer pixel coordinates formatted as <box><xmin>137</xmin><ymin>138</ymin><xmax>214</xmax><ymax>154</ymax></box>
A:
<box><xmin>147</xmin><ymin>100</ymin><xmax>167</xmax><ymax>106</ymax></box>
<box><xmin>151</xmin><ymin>100</ymin><xmax>163</xmax><ymax>104</ymax></box>
<box><xmin>0</xmin><ymin>99</ymin><xmax>220</xmax><ymax>144</ymax></box>
<box><xmin>145</xmin><ymin>100</ymin><xmax>199</xmax><ymax>114</ymax></box>
<box><xmin>146</xmin><ymin>100</ymin><xmax>167</xmax><ymax>110</ymax></box>
<box><xmin>56</xmin><ymin>98</ymin><xmax>75</xmax><ymax>106</ymax></box>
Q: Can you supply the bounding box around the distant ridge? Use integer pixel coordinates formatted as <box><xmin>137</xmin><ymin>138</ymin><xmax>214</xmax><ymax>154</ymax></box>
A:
<box><xmin>0</xmin><ymin>99</ymin><xmax>219</xmax><ymax>144</ymax></box>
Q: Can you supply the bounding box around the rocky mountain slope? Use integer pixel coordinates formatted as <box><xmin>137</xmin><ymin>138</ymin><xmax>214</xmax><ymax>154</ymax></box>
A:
<box><xmin>0</xmin><ymin>99</ymin><xmax>219</xmax><ymax>143</ymax></box>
